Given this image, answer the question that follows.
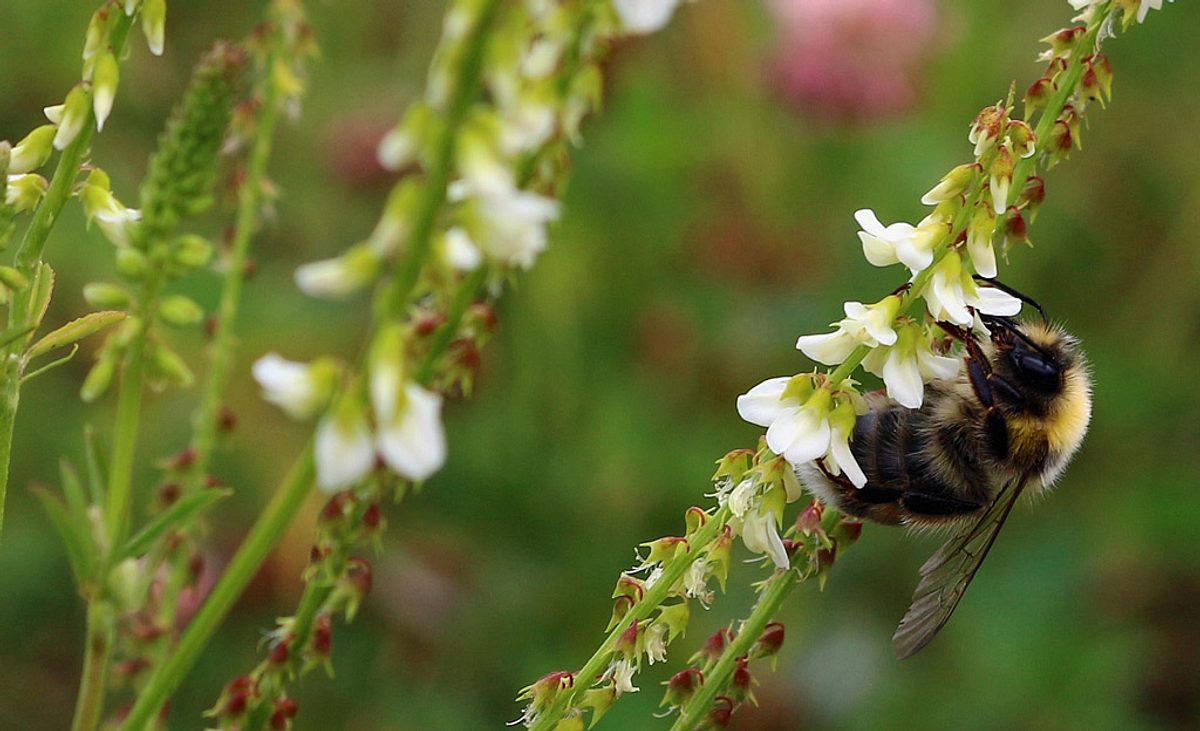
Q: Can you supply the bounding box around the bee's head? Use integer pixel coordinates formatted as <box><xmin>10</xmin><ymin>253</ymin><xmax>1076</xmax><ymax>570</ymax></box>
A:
<box><xmin>988</xmin><ymin>319</ymin><xmax>1081</xmax><ymax>400</ymax></box>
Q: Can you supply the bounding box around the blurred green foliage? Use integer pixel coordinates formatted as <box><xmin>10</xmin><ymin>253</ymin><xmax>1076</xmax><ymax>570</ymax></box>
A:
<box><xmin>1</xmin><ymin>1</ymin><xmax>1198</xmax><ymax>729</ymax></box>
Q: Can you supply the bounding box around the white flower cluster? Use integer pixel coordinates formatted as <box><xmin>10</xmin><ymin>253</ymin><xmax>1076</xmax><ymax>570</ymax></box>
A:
<box><xmin>1069</xmin><ymin>0</ymin><xmax>1172</xmax><ymax>24</ymax></box>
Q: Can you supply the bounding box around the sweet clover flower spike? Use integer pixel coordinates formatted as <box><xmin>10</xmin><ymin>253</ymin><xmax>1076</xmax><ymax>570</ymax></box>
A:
<box><xmin>862</xmin><ymin>321</ymin><xmax>961</xmax><ymax>408</ymax></box>
<box><xmin>796</xmin><ymin>296</ymin><xmax>902</xmax><ymax>366</ymax></box>
<box><xmin>855</xmin><ymin>208</ymin><xmax>946</xmax><ymax>275</ymax></box>
<box><xmin>612</xmin><ymin>0</ymin><xmax>681</xmax><ymax>34</ymax></box>
<box><xmin>736</xmin><ymin>375</ymin><xmax>866</xmax><ymax>487</ymax></box>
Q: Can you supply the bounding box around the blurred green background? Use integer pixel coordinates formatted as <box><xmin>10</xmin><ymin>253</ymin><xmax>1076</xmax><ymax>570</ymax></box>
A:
<box><xmin>2</xmin><ymin>1</ymin><xmax>1199</xmax><ymax>729</ymax></box>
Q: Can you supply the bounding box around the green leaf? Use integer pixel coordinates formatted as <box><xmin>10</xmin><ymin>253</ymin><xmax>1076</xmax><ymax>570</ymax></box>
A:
<box><xmin>29</xmin><ymin>262</ymin><xmax>54</xmax><ymax>329</ymax></box>
<box><xmin>118</xmin><ymin>488</ymin><xmax>231</xmax><ymax>561</ymax></box>
<box><xmin>26</xmin><ymin>310</ymin><xmax>126</xmax><ymax>360</ymax></box>
<box><xmin>0</xmin><ymin>324</ymin><xmax>35</xmax><ymax>350</ymax></box>
<box><xmin>58</xmin><ymin>459</ymin><xmax>88</xmax><ymax>529</ymax></box>
<box><xmin>31</xmin><ymin>485</ymin><xmax>96</xmax><ymax>589</ymax></box>
<box><xmin>84</xmin><ymin>425</ymin><xmax>108</xmax><ymax>506</ymax></box>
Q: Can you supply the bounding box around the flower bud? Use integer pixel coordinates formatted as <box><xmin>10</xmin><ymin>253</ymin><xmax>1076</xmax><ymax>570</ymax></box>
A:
<box><xmin>1019</xmin><ymin>176</ymin><xmax>1046</xmax><ymax>222</ymax></box>
<box><xmin>1004</xmin><ymin>206</ymin><xmax>1029</xmax><ymax>250</ymax></box>
<box><xmin>968</xmin><ymin>103</ymin><xmax>1006</xmax><ymax>157</ymax></box>
<box><xmin>142</xmin><ymin>0</ymin><xmax>166</xmax><ymax>55</ymax></box>
<box><xmin>53</xmin><ymin>84</ymin><xmax>90</xmax><ymax>150</ymax></box>
<box><xmin>988</xmin><ymin>144</ymin><xmax>1015</xmax><ymax>215</ymax></box>
<box><xmin>684</xmin><ymin>506</ymin><xmax>708</xmax><ymax>536</ymax></box>
<box><xmin>93</xmin><ymin>51</ymin><xmax>120</xmax><ymax>131</ymax></box>
<box><xmin>1007</xmin><ymin>120</ymin><xmax>1036</xmax><ymax>158</ymax></box>
<box><xmin>8</xmin><ymin>125</ymin><xmax>56</xmax><ymax>174</ymax></box>
<box><xmin>172</xmin><ymin>234</ymin><xmax>214</xmax><ymax>268</ymax></box>
<box><xmin>614</xmin><ymin>619</ymin><xmax>640</xmax><ymax>662</ymax></box>
<box><xmin>660</xmin><ymin>667</ymin><xmax>703</xmax><ymax>708</ymax></box>
<box><xmin>1040</xmin><ymin>25</ymin><xmax>1085</xmax><ymax>56</ymax></box>
<box><xmin>920</xmin><ymin>163</ymin><xmax>977</xmax><ymax>206</ymax></box>
<box><xmin>692</xmin><ymin>627</ymin><xmax>734</xmax><ymax>666</ymax></box>
<box><xmin>6</xmin><ymin>173</ymin><xmax>48</xmax><ymax>212</ymax></box>
<box><xmin>116</xmin><ymin>247</ymin><xmax>149</xmax><ymax>278</ymax></box>
<box><xmin>1082</xmin><ymin>54</ymin><xmax>1114</xmax><ymax>106</ymax></box>
<box><xmin>83</xmin><ymin>282</ymin><xmax>132</xmax><ymax>309</ymax></box>
<box><xmin>151</xmin><ymin>343</ymin><xmax>195</xmax><ymax>388</ymax></box>
<box><xmin>795</xmin><ymin>500</ymin><xmax>824</xmax><ymax>536</ymax></box>
<box><xmin>640</xmin><ymin>536</ymin><xmax>688</xmax><ymax>565</ymax></box>
<box><xmin>712</xmin><ymin>449</ymin><xmax>753</xmax><ymax>483</ymax></box>
<box><xmin>1024</xmin><ymin>76</ymin><xmax>1054</xmax><ymax>114</ymax></box>
<box><xmin>159</xmin><ymin>294</ymin><xmax>205</xmax><ymax>327</ymax></box>
<box><xmin>730</xmin><ymin>656</ymin><xmax>754</xmax><ymax>702</ymax></box>
<box><xmin>607</xmin><ymin>594</ymin><xmax>635</xmax><ymax>632</ymax></box>
<box><xmin>81</xmin><ymin>352</ymin><xmax>118</xmax><ymax>402</ymax></box>
<box><xmin>752</xmin><ymin>622</ymin><xmax>786</xmax><ymax>664</ymax></box>
<box><xmin>710</xmin><ymin>696</ymin><xmax>736</xmax><ymax>728</ymax></box>
<box><xmin>269</xmin><ymin>697</ymin><xmax>298</xmax><ymax>730</ymax></box>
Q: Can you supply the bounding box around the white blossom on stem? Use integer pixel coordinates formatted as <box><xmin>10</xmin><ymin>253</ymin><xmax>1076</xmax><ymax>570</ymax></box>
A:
<box><xmin>796</xmin><ymin>296</ymin><xmax>901</xmax><ymax>365</ymax></box>
<box><xmin>315</xmin><ymin>402</ymin><xmax>375</xmax><ymax>492</ymax></box>
<box><xmin>855</xmin><ymin>208</ymin><xmax>947</xmax><ymax>275</ymax></box>
<box><xmin>863</xmin><ymin>322</ymin><xmax>961</xmax><ymax>408</ymax></box>
<box><xmin>252</xmin><ymin>353</ymin><xmax>336</xmax><ymax>420</ymax></box>
<box><xmin>612</xmin><ymin>0</ymin><xmax>680</xmax><ymax>34</ymax></box>
<box><xmin>922</xmin><ymin>250</ymin><xmax>1022</xmax><ymax>326</ymax></box>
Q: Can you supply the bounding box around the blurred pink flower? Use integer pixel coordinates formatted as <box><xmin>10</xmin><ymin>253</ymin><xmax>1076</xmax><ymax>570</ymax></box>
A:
<box><xmin>768</xmin><ymin>0</ymin><xmax>939</xmax><ymax>121</ymax></box>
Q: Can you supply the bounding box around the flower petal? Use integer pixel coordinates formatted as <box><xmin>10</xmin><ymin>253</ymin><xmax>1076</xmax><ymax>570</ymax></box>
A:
<box><xmin>315</xmin><ymin>413</ymin><xmax>375</xmax><ymax>492</ymax></box>
<box><xmin>973</xmin><ymin>286</ymin><xmax>1023</xmax><ymax>317</ymax></box>
<box><xmin>781</xmin><ymin>413</ymin><xmax>831</xmax><ymax>465</ymax></box>
<box><xmin>828</xmin><ymin>428</ymin><xmax>868</xmax><ymax>488</ymax></box>
<box><xmin>377</xmin><ymin>383</ymin><xmax>447</xmax><ymax>481</ymax></box>
<box><xmin>882</xmin><ymin>348</ymin><xmax>925</xmax><ymax>408</ymax></box>
<box><xmin>736</xmin><ymin>377</ymin><xmax>790</xmax><ymax>427</ymax></box>
<box><xmin>796</xmin><ymin>330</ymin><xmax>858</xmax><ymax>366</ymax></box>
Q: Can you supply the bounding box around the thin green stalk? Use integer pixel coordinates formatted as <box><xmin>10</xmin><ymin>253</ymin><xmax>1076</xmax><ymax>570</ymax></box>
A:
<box><xmin>0</xmin><ymin>380</ymin><xmax>18</xmax><ymax>539</ymax></box>
<box><xmin>528</xmin><ymin>506</ymin><xmax>733</xmax><ymax>731</ymax></box>
<box><xmin>70</xmin><ymin>600</ymin><xmax>115</xmax><ymax>731</ymax></box>
<box><xmin>118</xmin><ymin>445</ymin><xmax>316</xmax><ymax>731</ymax></box>
<box><xmin>380</xmin><ymin>0</ymin><xmax>502</xmax><ymax>318</ymax></box>
<box><xmin>670</xmin><ymin>570</ymin><xmax>801</xmax><ymax>731</ymax></box>
<box><xmin>188</xmin><ymin>50</ymin><xmax>284</xmax><ymax>483</ymax></box>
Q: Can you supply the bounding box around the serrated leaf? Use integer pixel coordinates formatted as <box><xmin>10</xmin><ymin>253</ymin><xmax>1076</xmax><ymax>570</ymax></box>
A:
<box><xmin>118</xmin><ymin>488</ymin><xmax>231</xmax><ymax>561</ymax></box>
<box><xmin>32</xmin><ymin>485</ymin><xmax>96</xmax><ymax>588</ymax></box>
<box><xmin>27</xmin><ymin>310</ymin><xmax>126</xmax><ymax>360</ymax></box>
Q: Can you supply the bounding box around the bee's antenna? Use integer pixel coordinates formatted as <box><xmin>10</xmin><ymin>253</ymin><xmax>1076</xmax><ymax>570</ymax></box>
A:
<box><xmin>973</xmin><ymin>276</ymin><xmax>1049</xmax><ymax>323</ymax></box>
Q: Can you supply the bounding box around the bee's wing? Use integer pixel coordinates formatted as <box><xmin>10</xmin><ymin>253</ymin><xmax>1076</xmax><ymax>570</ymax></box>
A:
<box><xmin>891</xmin><ymin>475</ymin><xmax>1030</xmax><ymax>659</ymax></box>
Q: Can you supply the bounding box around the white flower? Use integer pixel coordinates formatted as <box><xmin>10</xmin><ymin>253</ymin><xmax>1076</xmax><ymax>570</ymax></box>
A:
<box><xmin>315</xmin><ymin>406</ymin><xmax>375</xmax><ymax>492</ymax></box>
<box><xmin>456</xmin><ymin>172</ymin><xmax>559</xmax><ymax>270</ymax></box>
<box><xmin>92</xmin><ymin>51</ymin><xmax>119</xmax><ymax>131</ymax></box>
<box><xmin>796</xmin><ymin>296</ymin><xmax>901</xmax><ymax>366</ymax></box>
<box><xmin>375</xmin><ymin>382</ymin><xmax>447</xmax><ymax>482</ymax></box>
<box><xmin>612</xmin><ymin>0</ymin><xmax>680</xmax><ymax>34</ymax></box>
<box><xmin>53</xmin><ymin>84</ymin><xmax>90</xmax><ymax>151</ymax></box>
<box><xmin>863</xmin><ymin>324</ymin><xmax>961</xmax><ymax>408</ymax></box>
<box><xmin>8</xmin><ymin>125</ymin><xmax>56</xmax><ymax>174</ymax></box>
<box><xmin>609</xmin><ymin>658</ymin><xmax>639</xmax><ymax>696</ymax></box>
<box><xmin>741</xmin><ymin>509</ymin><xmax>789</xmax><ymax>570</ymax></box>
<box><xmin>1137</xmin><ymin>0</ymin><xmax>1173</xmax><ymax>23</ymax></box>
<box><xmin>443</xmin><ymin>227</ymin><xmax>483</xmax><ymax>272</ymax></box>
<box><xmin>5</xmin><ymin>174</ymin><xmax>48</xmax><ymax>213</ymax></box>
<box><xmin>726</xmin><ymin>479</ymin><xmax>756</xmax><ymax>518</ymax></box>
<box><xmin>295</xmin><ymin>245</ymin><xmax>380</xmax><ymax>298</ymax></box>
<box><xmin>645</xmin><ymin>622</ymin><xmax>669</xmax><ymax>664</ymax></box>
<box><xmin>376</xmin><ymin>125</ymin><xmax>414</xmax><ymax>172</ymax></box>
<box><xmin>966</xmin><ymin>206</ymin><xmax>998</xmax><ymax>278</ymax></box>
<box><xmin>683</xmin><ymin>558</ymin><xmax>710</xmax><ymax>601</ymax></box>
<box><xmin>855</xmin><ymin>209</ymin><xmax>946</xmax><ymax>275</ymax></box>
<box><xmin>738</xmin><ymin>377</ymin><xmax>832</xmax><ymax>466</ymax></box>
<box><xmin>738</xmin><ymin>377</ymin><xmax>867</xmax><ymax>486</ymax></box>
<box><xmin>252</xmin><ymin>353</ymin><xmax>332</xmax><ymax>420</ymax></box>
<box><xmin>78</xmin><ymin>169</ymin><xmax>141</xmax><ymax>247</ymax></box>
<box><xmin>922</xmin><ymin>251</ymin><xmax>1022</xmax><ymax>326</ymax></box>
<box><xmin>498</xmin><ymin>93</ymin><xmax>557</xmax><ymax>156</ymax></box>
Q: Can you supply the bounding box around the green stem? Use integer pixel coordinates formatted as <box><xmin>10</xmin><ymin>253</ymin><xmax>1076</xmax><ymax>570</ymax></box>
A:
<box><xmin>69</xmin><ymin>600</ymin><xmax>115</xmax><ymax>731</ymax></box>
<box><xmin>528</xmin><ymin>506</ymin><xmax>733</xmax><ymax>731</ymax></box>
<box><xmin>188</xmin><ymin>48</ymin><xmax>284</xmax><ymax>485</ymax></box>
<box><xmin>0</xmin><ymin>375</ymin><xmax>17</xmax><ymax>540</ymax></box>
<box><xmin>379</xmin><ymin>0</ymin><xmax>502</xmax><ymax>319</ymax></box>
<box><xmin>671</xmin><ymin>570</ymin><xmax>800</xmax><ymax>731</ymax></box>
<box><xmin>118</xmin><ymin>445</ymin><xmax>316</xmax><ymax>731</ymax></box>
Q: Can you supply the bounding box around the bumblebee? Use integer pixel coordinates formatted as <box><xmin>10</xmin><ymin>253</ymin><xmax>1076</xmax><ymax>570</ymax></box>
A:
<box><xmin>798</xmin><ymin>296</ymin><xmax>1092</xmax><ymax>658</ymax></box>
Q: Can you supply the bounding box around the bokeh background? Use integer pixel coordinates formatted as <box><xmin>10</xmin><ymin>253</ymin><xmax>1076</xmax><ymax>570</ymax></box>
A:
<box><xmin>1</xmin><ymin>0</ymin><xmax>1198</xmax><ymax>728</ymax></box>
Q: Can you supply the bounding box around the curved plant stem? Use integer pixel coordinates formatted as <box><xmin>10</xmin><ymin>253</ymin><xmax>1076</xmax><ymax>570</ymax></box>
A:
<box><xmin>528</xmin><ymin>506</ymin><xmax>733</xmax><ymax>731</ymax></box>
<box><xmin>118</xmin><ymin>445</ymin><xmax>316</xmax><ymax>731</ymax></box>
<box><xmin>670</xmin><ymin>570</ymin><xmax>800</xmax><ymax>731</ymax></box>
<box><xmin>69</xmin><ymin>600</ymin><xmax>115</xmax><ymax>731</ymax></box>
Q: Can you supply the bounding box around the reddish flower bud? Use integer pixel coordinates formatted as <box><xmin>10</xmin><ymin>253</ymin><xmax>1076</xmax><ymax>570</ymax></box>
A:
<box><xmin>270</xmin><ymin>697</ymin><xmax>299</xmax><ymax>730</ymax></box>
<box><xmin>345</xmin><ymin>556</ymin><xmax>373</xmax><ymax>597</ymax></box>
<box><xmin>164</xmin><ymin>448</ymin><xmax>197</xmax><ymax>471</ymax></box>
<box><xmin>795</xmin><ymin>500</ymin><xmax>824</xmax><ymax>535</ymax></box>
<box><xmin>218</xmin><ymin>406</ymin><xmax>237</xmax><ymax>433</ymax></box>
<box><xmin>661</xmin><ymin>667</ymin><xmax>704</xmax><ymax>707</ymax></box>
<box><xmin>607</xmin><ymin>594</ymin><xmax>635</xmax><ymax>632</ymax></box>
<box><xmin>730</xmin><ymin>656</ymin><xmax>754</xmax><ymax>700</ymax></box>
<box><xmin>694</xmin><ymin>627</ymin><xmax>734</xmax><ymax>665</ymax></box>
<box><xmin>684</xmin><ymin>506</ymin><xmax>708</xmax><ymax>535</ymax></box>
<box><xmin>710</xmin><ymin>696</ymin><xmax>736</xmax><ymax>728</ymax></box>
<box><xmin>269</xmin><ymin>637</ymin><xmax>291</xmax><ymax>665</ymax></box>
<box><xmin>362</xmin><ymin>501</ymin><xmax>382</xmax><ymax>531</ymax></box>
<box><xmin>156</xmin><ymin>482</ymin><xmax>181</xmax><ymax>507</ymax></box>
<box><xmin>754</xmin><ymin>622</ymin><xmax>786</xmax><ymax>660</ymax></box>
<box><xmin>614</xmin><ymin>619</ymin><xmax>640</xmax><ymax>661</ymax></box>
<box><xmin>833</xmin><ymin>519</ymin><xmax>864</xmax><ymax>548</ymax></box>
<box><xmin>467</xmin><ymin>302</ymin><xmax>497</xmax><ymax>332</ymax></box>
<box><xmin>413</xmin><ymin>309</ymin><xmax>444</xmax><ymax>337</ymax></box>
<box><xmin>1024</xmin><ymin>77</ymin><xmax>1054</xmax><ymax>113</ymax></box>
<box><xmin>1005</xmin><ymin>206</ymin><xmax>1029</xmax><ymax>246</ymax></box>
<box><xmin>312</xmin><ymin>614</ymin><xmax>333</xmax><ymax>658</ymax></box>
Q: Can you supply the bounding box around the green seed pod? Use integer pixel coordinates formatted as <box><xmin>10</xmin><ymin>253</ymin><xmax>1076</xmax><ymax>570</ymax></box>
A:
<box><xmin>158</xmin><ymin>295</ymin><xmax>205</xmax><ymax>327</ymax></box>
<box><xmin>115</xmin><ymin>247</ymin><xmax>149</xmax><ymax>280</ymax></box>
